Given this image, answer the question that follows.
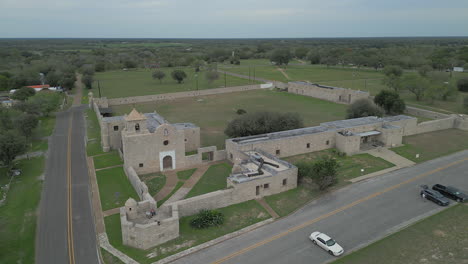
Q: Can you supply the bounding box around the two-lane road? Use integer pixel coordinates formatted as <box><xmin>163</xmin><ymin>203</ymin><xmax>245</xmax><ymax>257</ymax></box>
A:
<box><xmin>173</xmin><ymin>150</ymin><xmax>468</xmax><ymax>264</ymax></box>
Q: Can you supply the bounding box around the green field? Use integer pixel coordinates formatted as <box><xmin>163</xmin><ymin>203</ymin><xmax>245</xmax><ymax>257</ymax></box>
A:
<box><xmin>85</xmin><ymin>109</ymin><xmax>105</xmax><ymax>156</ymax></box>
<box><xmin>95</xmin><ymin>167</ymin><xmax>140</xmax><ymax>211</ymax></box>
<box><xmin>185</xmin><ymin>163</ymin><xmax>232</xmax><ymax>198</ymax></box>
<box><xmin>111</xmin><ymin>89</ymin><xmax>348</xmax><ymax>149</ymax></box>
<box><xmin>93</xmin><ymin>151</ymin><xmax>122</xmax><ymax>169</ymax></box>
<box><xmin>333</xmin><ymin>204</ymin><xmax>468</xmax><ymax>264</ymax></box>
<box><xmin>177</xmin><ymin>168</ymin><xmax>197</xmax><ymax>181</ymax></box>
<box><xmin>0</xmin><ymin>157</ymin><xmax>45</xmax><ymax>264</ymax></box>
<box><xmin>89</xmin><ymin>68</ymin><xmax>257</xmax><ymax>98</ymax></box>
<box><xmin>139</xmin><ymin>173</ymin><xmax>166</xmax><ymax>196</ymax></box>
<box><xmin>392</xmin><ymin>129</ymin><xmax>468</xmax><ymax>163</ymax></box>
<box><xmin>105</xmin><ymin>199</ymin><xmax>270</xmax><ymax>263</ymax></box>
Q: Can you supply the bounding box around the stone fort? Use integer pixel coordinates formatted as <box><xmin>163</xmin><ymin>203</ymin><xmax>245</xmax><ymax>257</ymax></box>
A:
<box><xmin>89</xmin><ymin>81</ymin><xmax>468</xmax><ymax>250</ymax></box>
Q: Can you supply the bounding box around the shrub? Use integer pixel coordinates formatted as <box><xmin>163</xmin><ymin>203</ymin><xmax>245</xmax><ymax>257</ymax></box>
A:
<box><xmin>346</xmin><ymin>98</ymin><xmax>384</xmax><ymax>119</ymax></box>
<box><xmin>236</xmin><ymin>109</ymin><xmax>247</xmax><ymax>115</ymax></box>
<box><xmin>171</xmin><ymin>70</ymin><xmax>187</xmax><ymax>84</ymax></box>
<box><xmin>190</xmin><ymin>209</ymin><xmax>224</xmax><ymax>229</ymax></box>
<box><xmin>310</xmin><ymin>156</ymin><xmax>340</xmax><ymax>191</ymax></box>
<box><xmin>374</xmin><ymin>90</ymin><xmax>406</xmax><ymax>114</ymax></box>
<box><xmin>457</xmin><ymin>77</ymin><xmax>468</xmax><ymax>92</ymax></box>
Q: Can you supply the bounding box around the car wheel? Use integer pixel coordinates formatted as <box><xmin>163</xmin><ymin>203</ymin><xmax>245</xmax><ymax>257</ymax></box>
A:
<box><xmin>312</xmin><ymin>240</ymin><xmax>317</xmax><ymax>245</ymax></box>
<box><xmin>328</xmin><ymin>250</ymin><xmax>334</xmax><ymax>256</ymax></box>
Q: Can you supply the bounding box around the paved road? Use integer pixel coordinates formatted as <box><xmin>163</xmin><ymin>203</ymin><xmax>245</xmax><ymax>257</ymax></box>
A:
<box><xmin>36</xmin><ymin>106</ymin><xmax>99</xmax><ymax>264</ymax></box>
<box><xmin>172</xmin><ymin>150</ymin><xmax>468</xmax><ymax>264</ymax></box>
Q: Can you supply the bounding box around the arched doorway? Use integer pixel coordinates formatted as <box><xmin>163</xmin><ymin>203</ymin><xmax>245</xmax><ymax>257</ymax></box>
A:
<box><xmin>163</xmin><ymin>155</ymin><xmax>173</xmax><ymax>170</ymax></box>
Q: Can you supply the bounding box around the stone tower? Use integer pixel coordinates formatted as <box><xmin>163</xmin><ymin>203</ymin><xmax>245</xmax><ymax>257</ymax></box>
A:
<box><xmin>125</xmin><ymin>198</ymin><xmax>138</xmax><ymax>220</ymax></box>
<box><xmin>124</xmin><ymin>108</ymin><xmax>147</xmax><ymax>133</ymax></box>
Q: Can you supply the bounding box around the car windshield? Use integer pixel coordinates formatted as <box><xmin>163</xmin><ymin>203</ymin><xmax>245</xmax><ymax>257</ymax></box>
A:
<box><xmin>326</xmin><ymin>239</ymin><xmax>336</xmax><ymax>246</ymax></box>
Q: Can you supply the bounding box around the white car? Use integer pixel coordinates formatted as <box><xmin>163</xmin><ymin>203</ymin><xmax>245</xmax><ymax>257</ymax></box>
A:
<box><xmin>309</xmin><ymin>231</ymin><xmax>344</xmax><ymax>256</ymax></box>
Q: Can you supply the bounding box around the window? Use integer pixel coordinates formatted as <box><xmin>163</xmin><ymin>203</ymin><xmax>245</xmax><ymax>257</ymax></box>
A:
<box><xmin>139</xmin><ymin>163</ymin><xmax>144</xmax><ymax>168</ymax></box>
<box><xmin>164</xmin><ymin>128</ymin><xmax>169</xmax><ymax>136</ymax></box>
<box><xmin>276</xmin><ymin>149</ymin><xmax>280</xmax><ymax>155</ymax></box>
<box><xmin>282</xmin><ymin>179</ymin><xmax>287</xmax><ymax>186</ymax></box>
<box><xmin>306</xmin><ymin>143</ymin><xmax>310</xmax><ymax>148</ymax></box>
<box><xmin>264</xmin><ymin>183</ymin><xmax>269</xmax><ymax>189</ymax></box>
<box><xmin>230</xmin><ymin>153</ymin><xmax>233</xmax><ymax>159</ymax></box>
<box><xmin>326</xmin><ymin>140</ymin><xmax>330</xmax><ymax>145</ymax></box>
<box><xmin>184</xmin><ymin>138</ymin><xmax>187</xmax><ymax>142</ymax></box>
<box><xmin>135</xmin><ymin>123</ymin><xmax>140</xmax><ymax>131</ymax></box>
<box><xmin>113</xmin><ymin>125</ymin><xmax>119</xmax><ymax>131</ymax></box>
<box><xmin>163</xmin><ymin>140</ymin><xmax>169</xmax><ymax>146</ymax></box>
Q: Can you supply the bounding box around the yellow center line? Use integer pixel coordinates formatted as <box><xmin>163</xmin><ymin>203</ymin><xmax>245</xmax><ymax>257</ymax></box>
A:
<box><xmin>67</xmin><ymin>114</ymin><xmax>75</xmax><ymax>264</ymax></box>
<box><xmin>211</xmin><ymin>157</ymin><xmax>468</xmax><ymax>264</ymax></box>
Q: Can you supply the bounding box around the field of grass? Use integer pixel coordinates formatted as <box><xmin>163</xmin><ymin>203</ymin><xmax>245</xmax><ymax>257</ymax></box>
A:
<box><xmin>333</xmin><ymin>204</ymin><xmax>468</xmax><ymax>264</ymax></box>
<box><xmin>105</xmin><ymin>199</ymin><xmax>270</xmax><ymax>263</ymax></box>
<box><xmin>89</xmin><ymin>68</ymin><xmax>256</xmax><ymax>98</ymax></box>
<box><xmin>158</xmin><ymin>181</ymin><xmax>184</xmax><ymax>205</ymax></box>
<box><xmin>177</xmin><ymin>168</ymin><xmax>197</xmax><ymax>181</ymax></box>
<box><xmin>392</xmin><ymin>129</ymin><xmax>468</xmax><ymax>163</ymax></box>
<box><xmin>265</xmin><ymin>183</ymin><xmax>321</xmax><ymax>217</ymax></box>
<box><xmin>96</xmin><ymin>167</ymin><xmax>140</xmax><ymax>211</ymax></box>
<box><xmin>0</xmin><ymin>157</ymin><xmax>45</xmax><ymax>264</ymax></box>
<box><xmin>111</xmin><ymin>89</ymin><xmax>348</xmax><ymax>149</ymax></box>
<box><xmin>221</xmin><ymin>65</ymin><xmax>288</xmax><ymax>82</ymax></box>
<box><xmin>185</xmin><ymin>163</ymin><xmax>232</xmax><ymax>198</ymax></box>
<box><xmin>139</xmin><ymin>173</ymin><xmax>166</xmax><ymax>197</ymax></box>
<box><xmin>284</xmin><ymin>149</ymin><xmax>395</xmax><ymax>183</ymax></box>
<box><xmin>93</xmin><ymin>151</ymin><xmax>122</xmax><ymax>169</ymax></box>
<box><xmin>85</xmin><ymin>109</ymin><xmax>105</xmax><ymax>156</ymax></box>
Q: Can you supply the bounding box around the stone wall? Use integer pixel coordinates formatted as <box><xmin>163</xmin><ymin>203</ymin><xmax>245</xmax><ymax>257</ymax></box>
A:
<box><xmin>405</xmin><ymin>106</ymin><xmax>450</xmax><ymax>120</ymax></box>
<box><xmin>288</xmin><ymin>82</ymin><xmax>370</xmax><ymax>104</ymax></box>
<box><xmin>403</xmin><ymin>116</ymin><xmax>456</xmax><ymax>136</ymax></box>
<box><xmin>454</xmin><ymin>115</ymin><xmax>468</xmax><ymax>131</ymax></box>
<box><xmin>124</xmin><ymin>166</ymin><xmax>155</xmax><ymax>204</ymax></box>
<box><xmin>106</xmin><ymin>84</ymin><xmax>262</xmax><ymax>106</ymax></box>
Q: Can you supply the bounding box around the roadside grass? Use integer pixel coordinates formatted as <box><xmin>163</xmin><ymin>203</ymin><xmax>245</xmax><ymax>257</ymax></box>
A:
<box><xmin>101</xmin><ymin>248</ymin><xmax>125</xmax><ymax>264</ymax></box>
<box><xmin>89</xmin><ymin>68</ymin><xmax>256</xmax><ymax>98</ymax></box>
<box><xmin>81</xmin><ymin>94</ymin><xmax>89</xmax><ymax>105</ymax></box>
<box><xmin>27</xmin><ymin>115</ymin><xmax>56</xmax><ymax>152</ymax></box>
<box><xmin>139</xmin><ymin>173</ymin><xmax>166</xmax><ymax>196</ymax></box>
<box><xmin>0</xmin><ymin>157</ymin><xmax>45</xmax><ymax>264</ymax></box>
<box><xmin>105</xmin><ymin>199</ymin><xmax>271</xmax><ymax>263</ymax></box>
<box><xmin>93</xmin><ymin>151</ymin><xmax>123</xmax><ymax>169</ymax></box>
<box><xmin>332</xmin><ymin>204</ymin><xmax>468</xmax><ymax>264</ymax></box>
<box><xmin>265</xmin><ymin>182</ymin><xmax>321</xmax><ymax>217</ymax></box>
<box><xmin>392</xmin><ymin>129</ymin><xmax>468</xmax><ymax>163</ymax></box>
<box><xmin>158</xmin><ymin>181</ymin><xmax>184</xmax><ymax>205</ymax></box>
<box><xmin>85</xmin><ymin>109</ymin><xmax>105</xmax><ymax>156</ymax></box>
<box><xmin>177</xmin><ymin>168</ymin><xmax>197</xmax><ymax>181</ymax></box>
<box><xmin>111</xmin><ymin>89</ymin><xmax>348</xmax><ymax>149</ymax></box>
<box><xmin>284</xmin><ymin>149</ymin><xmax>395</xmax><ymax>182</ymax></box>
<box><xmin>185</xmin><ymin>163</ymin><xmax>232</xmax><ymax>199</ymax></box>
<box><xmin>96</xmin><ymin>167</ymin><xmax>140</xmax><ymax>211</ymax></box>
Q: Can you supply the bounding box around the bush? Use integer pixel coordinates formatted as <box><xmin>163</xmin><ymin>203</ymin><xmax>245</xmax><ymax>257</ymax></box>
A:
<box><xmin>11</xmin><ymin>87</ymin><xmax>36</xmax><ymax>101</ymax></box>
<box><xmin>171</xmin><ymin>70</ymin><xmax>187</xmax><ymax>84</ymax></box>
<box><xmin>236</xmin><ymin>109</ymin><xmax>247</xmax><ymax>115</ymax></box>
<box><xmin>190</xmin><ymin>209</ymin><xmax>224</xmax><ymax>229</ymax></box>
<box><xmin>463</xmin><ymin>97</ymin><xmax>468</xmax><ymax>114</ymax></box>
<box><xmin>310</xmin><ymin>156</ymin><xmax>340</xmax><ymax>191</ymax></box>
<box><xmin>346</xmin><ymin>99</ymin><xmax>384</xmax><ymax>119</ymax></box>
<box><xmin>225</xmin><ymin>111</ymin><xmax>303</xmax><ymax>138</ymax></box>
<box><xmin>374</xmin><ymin>90</ymin><xmax>406</xmax><ymax>114</ymax></box>
<box><xmin>457</xmin><ymin>77</ymin><xmax>468</xmax><ymax>92</ymax></box>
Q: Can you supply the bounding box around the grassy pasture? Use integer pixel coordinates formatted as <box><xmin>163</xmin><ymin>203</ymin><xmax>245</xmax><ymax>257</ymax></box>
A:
<box><xmin>111</xmin><ymin>90</ymin><xmax>348</xmax><ymax>149</ymax></box>
<box><xmin>95</xmin><ymin>167</ymin><xmax>140</xmax><ymax>211</ymax></box>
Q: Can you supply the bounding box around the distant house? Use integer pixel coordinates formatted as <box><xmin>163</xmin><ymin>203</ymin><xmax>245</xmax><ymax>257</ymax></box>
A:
<box><xmin>1</xmin><ymin>99</ymin><xmax>13</xmax><ymax>108</ymax></box>
<box><xmin>453</xmin><ymin>67</ymin><xmax>464</xmax><ymax>72</ymax></box>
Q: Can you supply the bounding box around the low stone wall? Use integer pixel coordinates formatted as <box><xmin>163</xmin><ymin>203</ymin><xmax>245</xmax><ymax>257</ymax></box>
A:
<box><xmin>406</xmin><ymin>116</ymin><xmax>457</xmax><ymax>136</ymax></box>
<box><xmin>454</xmin><ymin>115</ymin><xmax>468</xmax><ymax>131</ymax></box>
<box><xmin>170</xmin><ymin>189</ymin><xmax>237</xmax><ymax>217</ymax></box>
<box><xmin>288</xmin><ymin>82</ymin><xmax>369</xmax><ymax>104</ymax></box>
<box><xmin>107</xmin><ymin>84</ymin><xmax>262</xmax><ymax>106</ymax></box>
<box><xmin>405</xmin><ymin>106</ymin><xmax>450</xmax><ymax>119</ymax></box>
<box><xmin>124</xmin><ymin>166</ymin><xmax>155</xmax><ymax>204</ymax></box>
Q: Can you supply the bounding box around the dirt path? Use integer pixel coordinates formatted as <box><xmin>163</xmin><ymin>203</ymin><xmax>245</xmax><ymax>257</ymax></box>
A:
<box><xmin>277</xmin><ymin>68</ymin><xmax>290</xmax><ymax>80</ymax></box>
<box><xmin>73</xmin><ymin>73</ymin><xmax>83</xmax><ymax>106</ymax></box>
<box><xmin>256</xmin><ymin>198</ymin><xmax>279</xmax><ymax>219</ymax></box>
<box><xmin>155</xmin><ymin>171</ymin><xmax>178</xmax><ymax>201</ymax></box>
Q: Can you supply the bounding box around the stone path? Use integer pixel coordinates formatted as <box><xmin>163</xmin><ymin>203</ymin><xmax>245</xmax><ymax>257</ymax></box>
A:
<box><xmin>155</xmin><ymin>171</ymin><xmax>178</xmax><ymax>202</ymax></box>
<box><xmin>102</xmin><ymin>207</ymin><xmax>120</xmax><ymax>217</ymax></box>
<box><xmin>277</xmin><ymin>67</ymin><xmax>290</xmax><ymax>80</ymax></box>
<box><xmin>350</xmin><ymin>148</ymin><xmax>416</xmax><ymax>183</ymax></box>
<box><xmin>256</xmin><ymin>198</ymin><xmax>280</xmax><ymax>219</ymax></box>
<box><xmin>95</xmin><ymin>164</ymin><xmax>123</xmax><ymax>172</ymax></box>
<box><xmin>163</xmin><ymin>165</ymin><xmax>210</xmax><ymax>205</ymax></box>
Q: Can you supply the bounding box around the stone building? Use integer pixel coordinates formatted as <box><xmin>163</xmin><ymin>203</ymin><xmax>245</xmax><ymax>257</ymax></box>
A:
<box><xmin>288</xmin><ymin>81</ymin><xmax>370</xmax><ymax>104</ymax></box>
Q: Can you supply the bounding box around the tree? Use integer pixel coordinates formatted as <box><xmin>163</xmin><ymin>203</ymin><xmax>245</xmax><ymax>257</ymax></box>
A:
<box><xmin>205</xmin><ymin>71</ymin><xmax>219</xmax><ymax>83</ymax></box>
<box><xmin>310</xmin><ymin>156</ymin><xmax>340</xmax><ymax>191</ymax></box>
<box><xmin>0</xmin><ymin>75</ymin><xmax>10</xmax><ymax>91</ymax></box>
<box><xmin>192</xmin><ymin>60</ymin><xmax>206</xmax><ymax>72</ymax></box>
<box><xmin>457</xmin><ymin>77</ymin><xmax>468</xmax><ymax>92</ymax></box>
<box><xmin>402</xmin><ymin>75</ymin><xmax>429</xmax><ymax>101</ymax></box>
<box><xmin>295</xmin><ymin>47</ymin><xmax>309</xmax><ymax>59</ymax></box>
<box><xmin>152</xmin><ymin>70</ymin><xmax>166</xmax><ymax>83</ymax></box>
<box><xmin>346</xmin><ymin>99</ymin><xmax>384</xmax><ymax>119</ymax></box>
<box><xmin>11</xmin><ymin>87</ymin><xmax>36</xmax><ymax>101</ymax></box>
<box><xmin>171</xmin><ymin>70</ymin><xmax>187</xmax><ymax>84</ymax></box>
<box><xmin>0</xmin><ymin>130</ymin><xmax>28</xmax><ymax>170</ymax></box>
<box><xmin>224</xmin><ymin>112</ymin><xmax>303</xmax><ymax>138</ymax></box>
<box><xmin>374</xmin><ymin>90</ymin><xmax>406</xmax><ymax>115</ymax></box>
<box><xmin>307</xmin><ymin>50</ymin><xmax>321</xmax><ymax>64</ymax></box>
<box><xmin>28</xmin><ymin>93</ymin><xmax>61</xmax><ymax>116</ymax></box>
<box><xmin>15</xmin><ymin>114</ymin><xmax>38</xmax><ymax>138</ymax></box>
<box><xmin>417</xmin><ymin>65</ymin><xmax>432</xmax><ymax>77</ymax></box>
<box><xmin>270</xmin><ymin>48</ymin><xmax>292</xmax><ymax>66</ymax></box>
<box><xmin>82</xmin><ymin>74</ymin><xmax>94</xmax><ymax>89</ymax></box>
<box><xmin>382</xmin><ymin>65</ymin><xmax>403</xmax><ymax>92</ymax></box>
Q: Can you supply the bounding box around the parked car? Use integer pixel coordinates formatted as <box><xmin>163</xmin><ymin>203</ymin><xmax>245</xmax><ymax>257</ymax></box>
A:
<box><xmin>420</xmin><ymin>186</ymin><xmax>450</xmax><ymax>206</ymax></box>
<box><xmin>309</xmin><ymin>231</ymin><xmax>344</xmax><ymax>256</ymax></box>
<box><xmin>432</xmin><ymin>184</ymin><xmax>467</xmax><ymax>203</ymax></box>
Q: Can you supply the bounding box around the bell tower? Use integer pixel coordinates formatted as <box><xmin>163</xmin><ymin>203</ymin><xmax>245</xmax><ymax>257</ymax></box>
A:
<box><xmin>124</xmin><ymin>108</ymin><xmax>147</xmax><ymax>133</ymax></box>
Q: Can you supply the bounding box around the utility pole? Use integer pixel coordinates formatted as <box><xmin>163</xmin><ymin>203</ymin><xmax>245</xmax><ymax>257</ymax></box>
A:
<box><xmin>253</xmin><ymin>66</ymin><xmax>256</xmax><ymax>82</ymax></box>
<box><xmin>248</xmin><ymin>66</ymin><xmax>251</xmax><ymax>83</ymax></box>
<box><xmin>224</xmin><ymin>72</ymin><xmax>227</xmax><ymax>87</ymax></box>
<box><xmin>98</xmin><ymin>80</ymin><xmax>102</xmax><ymax>98</ymax></box>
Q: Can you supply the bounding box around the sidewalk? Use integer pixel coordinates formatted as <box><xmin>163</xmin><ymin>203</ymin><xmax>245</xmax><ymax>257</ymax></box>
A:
<box><xmin>256</xmin><ymin>198</ymin><xmax>279</xmax><ymax>219</ymax></box>
<box><xmin>163</xmin><ymin>165</ymin><xmax>210</xmax><ymax>205</ymax></box>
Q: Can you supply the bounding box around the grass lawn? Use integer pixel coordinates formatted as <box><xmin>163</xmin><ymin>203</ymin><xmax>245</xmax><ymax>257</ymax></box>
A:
<box><xmin>139</xmin><ymin>173</ymin><xmax>166</xmax><ymax>196</ymax></box>
<box><xmin>101</xmin><ymin>248</ymin><xmax>125</xmax><ymax>264</ymax></box>
<box><xmin>111</xmin><ymin>89</ymin><xmax>348</xmax><ymax>149</ymax></box>
<box><xmin>96</xmin><ymin>167</ymin><xmax>140</xmax><ymax>211</ymax></box>
<box><xmin>185</xmin><ymin>163</ymin><xmax>232</xmax><ymax>199</ymax></box>
<box><xmin>89</xmin><ymin>68</ymin><xmax>256</xmax><ymax>98</ymax></box>
<box><xmin>93</xmin><ymin>151</ymin><xmax>123</xmax><ymax>169</ymax></box>
<box><xmin>0</xmin><ymin>157</ymin><xmax>45</xmax><ymax>264</ymax></box>
<box><xmin>332</xmin><ymin>204</ymin><xmax>468</xmax><ymax>264</ymax></box>
<box><xmin>86</xmin><ymin>109</ymin><xmax>105</xmax><ymax>156</ymax></box>
<box><xmin>177</xmin><ymin>168</ymin><xmax>197</xmax><ymax>181</ymax></box>
<box><xmin>284</xmin><ymin>149</ymin><xmax>395</xmax><ymax>183</ymax></box>
<box><xmin>221</xmin><ymin>65</ymin><xmax>288</xmax><ymax>82</ymax></box>
<box><xmin>392</xmin><ymin>129</ymin><xmax>468</xmax><ymax>163</ymax></box>
<box><xmin>265</xmin><ymin>183</ymin><xmax>321</xmax><ymax>217</ymax></box>
<box><xmin>159</xmin><ymin>181</ymin><xmax>184</xmax><ymax>205</ymax></box>
<box><xmin>105</xmin><ymin>199</ymin><xmax>271</xmax><ymax>263</ymax></box>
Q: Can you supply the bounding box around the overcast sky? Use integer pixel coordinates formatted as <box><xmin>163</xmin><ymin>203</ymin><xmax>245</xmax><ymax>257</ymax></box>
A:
<box><xmin>1</xmin><ymin>0</ymin><xmax>467</xmax><ymax>38</ymax></box>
